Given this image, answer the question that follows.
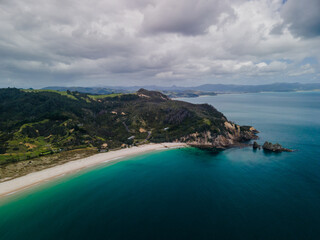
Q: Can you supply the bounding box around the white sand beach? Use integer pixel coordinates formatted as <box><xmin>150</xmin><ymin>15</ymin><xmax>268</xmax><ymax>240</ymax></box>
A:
<box><xmin>0</xmin><ymin>143</ymin><xmax>187</xmax><ymax>197</ymax></box>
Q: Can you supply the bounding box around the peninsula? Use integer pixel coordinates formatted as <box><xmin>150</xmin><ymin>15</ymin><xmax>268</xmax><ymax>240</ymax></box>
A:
<box><xmin>0</xmin><ymin>88</ymin><xmax>258</xmax><ymax>186</ymax></box>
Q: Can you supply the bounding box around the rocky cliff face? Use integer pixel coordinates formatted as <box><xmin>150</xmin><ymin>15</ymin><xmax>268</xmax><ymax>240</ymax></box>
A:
<box><xmin>180</xmin><ymin>122</ymin><xmax>258</xmax><ymax>149</ymax></box>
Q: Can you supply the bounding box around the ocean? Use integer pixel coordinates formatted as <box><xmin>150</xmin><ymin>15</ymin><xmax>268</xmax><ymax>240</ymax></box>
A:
<box><xmin>1</xmin><ymin>91</ymin><xmax>320</xmax><ymax>239</ymax></box>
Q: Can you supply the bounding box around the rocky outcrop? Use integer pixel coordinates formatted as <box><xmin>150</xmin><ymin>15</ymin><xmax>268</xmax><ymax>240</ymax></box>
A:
<box><xmin>253</xmin><ymin>141</ymin><xmax>261</xmax><ymax>149</ymax></box>
<box><xmin>262</xmin><ymin>141</ymin><xmax>293</xmax><ymax>152</ymax></box>
<box><xmin>181</xmin><ymin>122</ymin><xmax>259</xmax><ymax>150</ymax></box>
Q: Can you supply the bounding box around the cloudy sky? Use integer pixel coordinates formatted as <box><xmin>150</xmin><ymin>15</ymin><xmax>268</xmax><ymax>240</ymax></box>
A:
<box><xmin>0</xmin><ymin>0</ymin><xmax>319</xmax><ymax>88</ymax></box>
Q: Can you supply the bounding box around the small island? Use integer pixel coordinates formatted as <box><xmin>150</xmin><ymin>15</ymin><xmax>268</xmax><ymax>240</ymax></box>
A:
<box><xmin>252</xmin><ymin>141</ymin><xmax>293</xmax><ymax>152</ymax></box>
<box><xmin>262</xmin><ymin>141</ymin><xmax>293</xmax><ymax>152</ymax></box>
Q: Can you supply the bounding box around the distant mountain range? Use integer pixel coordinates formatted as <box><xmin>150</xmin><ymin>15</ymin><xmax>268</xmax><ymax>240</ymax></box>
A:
<box><xmin>43</xmin><ymin>82</ymin><xmax>320</xmax><ymax>97</ymax></box>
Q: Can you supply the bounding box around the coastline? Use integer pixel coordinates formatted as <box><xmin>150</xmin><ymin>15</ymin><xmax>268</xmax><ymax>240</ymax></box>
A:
<box><xmin>173</xmin><ymin>90</ymin><xmax>320</xmax><ymax>99</ymax></box>
<box><xmin>0</xmin><ymin>142</ymin><xmax>187</xmax><ymax>198</ymax></box>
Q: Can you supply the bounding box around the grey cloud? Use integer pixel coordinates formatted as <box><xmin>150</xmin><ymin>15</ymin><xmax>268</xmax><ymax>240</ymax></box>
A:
<box><xmin>0</xmin><ymin>0</ymin><xmax>319</xmax><ymax>88</ymax></box>
<box><xmin>281</xmin><ymin>0</ymin><xmax>320</xmax><ymax>38</ymax></box>
<box><xmin>142</xmin><ymin>0</ymin><xmax>236</xmax><ymax>35</ymax></box>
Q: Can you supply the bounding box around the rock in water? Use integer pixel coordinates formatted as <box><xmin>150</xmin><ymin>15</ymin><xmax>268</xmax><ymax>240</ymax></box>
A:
<box><xmin>253</xmin><ymin>141</ymin><xmax>261</xmax><ymax>149</ymax></box>
<box><xmin>262</xmin><ymin>141</ymin><xmax>293</xmax><ymax>152</ymax></box>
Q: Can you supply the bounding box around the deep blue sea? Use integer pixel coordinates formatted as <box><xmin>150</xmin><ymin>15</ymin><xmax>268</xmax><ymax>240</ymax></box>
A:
<box><xmin>1</xmin><ymin>91</ymin><xmax>320</xmax><ymax>240</ymax></box>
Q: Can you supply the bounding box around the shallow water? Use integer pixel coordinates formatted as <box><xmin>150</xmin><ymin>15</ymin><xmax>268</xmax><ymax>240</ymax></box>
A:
<box><xmin>1</xmin><ymin>91</ymin><xmax>320</xmax><ymax>240</ymax></box>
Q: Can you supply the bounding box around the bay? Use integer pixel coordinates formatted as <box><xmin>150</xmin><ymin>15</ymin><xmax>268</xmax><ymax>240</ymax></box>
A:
<box><xmin>1</xmin><ymin>91</ymin><xmax>320</xmax><ymax>240</ymax></box>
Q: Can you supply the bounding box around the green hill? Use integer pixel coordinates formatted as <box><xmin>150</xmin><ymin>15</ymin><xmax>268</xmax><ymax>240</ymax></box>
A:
<box><xmin>0</xmin><ymin>88</ymin><xmax>257</xmax><ymax>166</ymax></box>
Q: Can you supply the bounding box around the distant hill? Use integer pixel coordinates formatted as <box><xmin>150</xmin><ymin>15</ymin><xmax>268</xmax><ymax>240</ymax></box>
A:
<box><xmin>43</xmin><ymin>86</ymin><xmax>216</xmax><ymax>98</ymax></box>
<box><xmin>44</xmin><ymin>82</ymin><xmax>320</xmax><ymax>97</ymax></box>
<box><xmin>188</xmin><ymin>82</ymin><xmax>320</xmax><ymax>93</ymax></box>
<box><xmin>43</xmin><ymin>86</ymin><xmax>131</xmax><ymax>95</ymax></box>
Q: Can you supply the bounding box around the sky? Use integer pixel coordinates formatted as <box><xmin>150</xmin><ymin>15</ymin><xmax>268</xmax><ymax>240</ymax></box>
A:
<box><xmin>0</xmin><ymin>0</ymin><xmax>319</xmax><ymax>88</ymax></box>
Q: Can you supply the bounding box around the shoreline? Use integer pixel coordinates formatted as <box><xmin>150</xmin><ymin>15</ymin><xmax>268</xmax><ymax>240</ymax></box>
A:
<box><xmin>173</xmin><ymin>90</ymin><xmax>320</xmax><ymax>99</ymax></box>
<box><xmin>0</xmin><ymin>142</ymin><xmax>187</xmax><ymax>198</ymax></box>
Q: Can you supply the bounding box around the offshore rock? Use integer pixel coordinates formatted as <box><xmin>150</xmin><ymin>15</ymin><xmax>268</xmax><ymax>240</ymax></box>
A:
<box><xmin>262</xmin><ymin>141</ymin><xmax>293</xmax><ymax>152</ymax></box>
<box><xmin>253</xmin><ymin>141</ymin><xmax>261</xmax><ymax>149</ymax></box>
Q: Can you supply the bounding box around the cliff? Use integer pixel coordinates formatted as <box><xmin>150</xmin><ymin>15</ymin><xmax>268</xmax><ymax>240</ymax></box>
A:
<box><xmin>182</xmin><ymin>123</ymin><xmax>258</xmax><ymax>149</ymax></box>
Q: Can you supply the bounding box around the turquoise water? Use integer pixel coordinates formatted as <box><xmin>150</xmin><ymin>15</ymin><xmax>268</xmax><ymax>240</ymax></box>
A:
<box><xmin>1</xmin><ymin>92</ymin><xmax>320</xmax><ymax>239</ymax></box>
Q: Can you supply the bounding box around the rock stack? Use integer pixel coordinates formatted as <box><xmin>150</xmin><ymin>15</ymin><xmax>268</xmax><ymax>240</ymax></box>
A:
<box><xmin>262</xmin><ymin>141</ymin><xmax>293</xmax><ymax>152</ymax></box>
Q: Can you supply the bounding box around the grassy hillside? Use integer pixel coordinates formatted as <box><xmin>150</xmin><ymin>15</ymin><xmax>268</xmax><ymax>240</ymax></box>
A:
<box><xmin>0</xmin><ymin>88</ymin><xmax>232</xmax><ymax>165</ymax></box>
